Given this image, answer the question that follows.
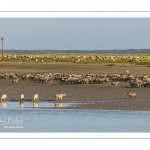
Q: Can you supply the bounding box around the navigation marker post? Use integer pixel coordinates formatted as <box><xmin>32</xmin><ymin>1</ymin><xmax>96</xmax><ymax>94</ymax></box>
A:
<box><xmin>1</xmin><ymin>37</ymin><xmax>4</xmax><ymax>68</ymax></box>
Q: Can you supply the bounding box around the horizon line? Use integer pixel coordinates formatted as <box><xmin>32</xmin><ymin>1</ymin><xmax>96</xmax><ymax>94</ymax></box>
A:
<box><xmin>1</xmin><ymin>49</ymin><xmax>150</xmax><ymax>51</ymax></box>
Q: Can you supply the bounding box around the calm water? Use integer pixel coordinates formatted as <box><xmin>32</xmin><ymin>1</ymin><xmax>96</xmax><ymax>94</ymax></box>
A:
<box><xmin>4</xmin><ymin>49</ymin><xmax>150</xmax><ymax>54</ymax></box>
<box><xmin>0</xmin><ymin>101</ymin><xmax>150</xmax><ymax>132</ymax></box>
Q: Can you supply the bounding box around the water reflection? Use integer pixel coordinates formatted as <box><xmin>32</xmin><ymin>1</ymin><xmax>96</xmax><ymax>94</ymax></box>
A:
<box><xmin>20</xmin><ymin>100</ymin><xmax>24</xmax><ymax>108</ymax></box>
<box><xmin>1</xmin><ymin>102</ymin><xmax>150</xmax><ymax>132</ymax></box>
<box><xmin>54</xmin><ymin>103</ymin><xmax>63</xmax><ymax>108</ymax></box>
<box><xmin>1</xmin><ymin>100</ymin><xmax>7</xmax><ymax>108</ymax></box>
<box><xmin>33</xmin><ymin>101</ymin><xmax>38</xmax><ymax>108</ymax></box>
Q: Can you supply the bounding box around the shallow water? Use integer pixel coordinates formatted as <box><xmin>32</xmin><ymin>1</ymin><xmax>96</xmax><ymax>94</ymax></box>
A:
<box><xmin>4</xmin><ymin>49</ymin><xmax>150</xmax><ymax>54</ymax></box>
<box><xmin>0</xmin><ymin>101</ymin><xmax>150</xmax><ymax>132</ymax></box>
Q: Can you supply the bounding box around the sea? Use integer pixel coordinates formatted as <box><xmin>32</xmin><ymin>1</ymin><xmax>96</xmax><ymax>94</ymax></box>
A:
<box><xmin>0</xmin><ymin>101</ymin><xmax>150</xmax><ymax>132</ymax></box>
<box><xmin>3</xmin><ymin>49</ymin><xmax>150</xmax><ymax>54</ymax></box>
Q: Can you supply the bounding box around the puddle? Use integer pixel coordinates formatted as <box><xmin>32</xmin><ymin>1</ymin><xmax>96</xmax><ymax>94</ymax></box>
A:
<box><xmin>0</xmin><ymin>100</ymin><xmax>94</xmax><ymax>108</ymax></box>
<box><xmin>1</xmin><ymin>100</ymin><xmax>135</xmax><ymax>109</ymax></box>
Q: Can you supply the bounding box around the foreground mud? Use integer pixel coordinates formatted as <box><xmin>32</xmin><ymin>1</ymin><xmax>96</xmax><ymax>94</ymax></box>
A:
<box><xmin>0</xmin><ymin>79</ymin><xmax>150</xmax><ymax>111</ymax></box>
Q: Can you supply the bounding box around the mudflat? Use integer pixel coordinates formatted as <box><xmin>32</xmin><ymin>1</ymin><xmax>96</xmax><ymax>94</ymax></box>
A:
<box><xmin>1</xmin><ymin>62</ymin><xmax>150</xmax><ymax>74</ymax></box>
<box><xmin>0</xmin><ymin>62</ymin><xmax>150</xmax><ymax>111</ymax></box>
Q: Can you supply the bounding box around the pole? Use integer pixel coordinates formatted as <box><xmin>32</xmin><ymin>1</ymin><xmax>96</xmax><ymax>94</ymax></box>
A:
<box><xmin>1</xmin><ymin>38</ymin><xmax>4</xmax><ymax>68</ymax></box>
<box><xmin>2</xmin><ymin>40</ymin><xmax>3</xmax><ymax>64</ymax></box>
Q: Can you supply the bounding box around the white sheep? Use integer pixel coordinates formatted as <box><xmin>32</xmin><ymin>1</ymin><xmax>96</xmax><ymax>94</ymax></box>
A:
<box><xmin>20</xmin><ymin>94</ymin><xmax>24</xmax><ymax>101</ymax></box>
<box><xmin>33</xmin><ymin>94</ymin><xmax>39</xmax><ymax>101</ymax></box>
<box><xmin>125</xmin><ymin>70</ymin><xmax>130</xmax><ymax>75</ymax></box>
<box><xmin>1</xmin><ymin>94</ymin><xmax>7</xmax><ymax>101</ymax></box>
<box><xmin>111</xmin><ymin>81</ymin><xmax>119</xmax><ymax>87</ymax></box>
<box><xmin>12</xmin><ymin>78</ymin><xmax>19</xmax><ymax>84</ymax></box>
<box><xmin>54</xmin><ymin>94</ymin><xmax>66</xmax><ymax>101</ymax></box>
<box><xmin>127</xmin><ymin>92</ymin><xmax>136</xmax><ymax>99</ymax></box>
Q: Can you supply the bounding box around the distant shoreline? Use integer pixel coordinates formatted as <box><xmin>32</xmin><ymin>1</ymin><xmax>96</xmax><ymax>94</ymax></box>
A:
<box><xmin>2</xmin><ymin>49</ymin><xmax>150</xmax><ymax>54</ymax></box>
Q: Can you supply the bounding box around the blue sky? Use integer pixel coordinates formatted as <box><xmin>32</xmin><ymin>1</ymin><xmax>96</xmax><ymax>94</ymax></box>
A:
<box><xmin>0</xmin><ymin>18</ymin><xmax>150</xmax><ymax>50</ymax></box>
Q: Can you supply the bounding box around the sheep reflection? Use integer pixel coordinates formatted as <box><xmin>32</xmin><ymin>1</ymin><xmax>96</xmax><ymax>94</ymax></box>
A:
<box><xmin>1</xmin><ymin>100</ymin><xmax>7</xmax><ymax>108</ymax></box>
<box><xmin>54</xmin><ymin>103</ymin><xmax>63</xmax><ymax>108</ymax></box>
<box><xmin>33</xmin><ymin>101</ymin><xmax>38</xmax><ymax>108</ymax></box>
<box><xmin>20</xmin><ymin>100</ymin><xmax>24</xmax><ymax>108</ymax></box>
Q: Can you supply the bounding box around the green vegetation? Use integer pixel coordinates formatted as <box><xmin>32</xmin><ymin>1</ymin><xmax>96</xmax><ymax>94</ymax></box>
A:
<box><xmin>2</xmin><ymin>54</ymin><xmax>150</xmax><ymax>65</ymax></box>
<box><xmin>136</xmin><ymin>61</ymin><xmax>150</xmax><ymax>65</ymax></box>
<box><xmin>106</xmin><ymin>64</ymin><xmax>115</xmax><ymax>66</ymax></box>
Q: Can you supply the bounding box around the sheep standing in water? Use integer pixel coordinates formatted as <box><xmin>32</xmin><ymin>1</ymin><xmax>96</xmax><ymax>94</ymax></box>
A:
<box><xmin>20</xmin><ymin>94</ymin><xmax>25</xmax><ymax>107</ymax></box>
<box><xmin>1</xmin><ymin>94</ymin><xmax>7</xmax><ymax>101</ymax></box>
<box><xmin>54</xmin><ymin>94</ymin><xmax>66</xmax><ymax>101</ymax></box>
<box><xmin>20</xmin><ymin>94</ymin><xmax>25</xmax><ymax>101</ymax></box>
<box><xmin>127</xmin><ymin>92</ymin><xmax>136</xmax><ymax>99</ymax></box>
<box><xmin>33</xmin><ymin>94</ymin><xmax>39</xmax><ymax>101</ymax></box>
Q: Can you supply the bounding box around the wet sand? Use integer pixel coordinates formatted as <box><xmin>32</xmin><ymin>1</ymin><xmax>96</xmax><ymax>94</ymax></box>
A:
<box><xmin>0</xmin><ymin>62</ymin><xmax>150</xmax><ymax>111</ymax></box>
<box><xmin>1</xmin><ymin>62</ymin><xmax>150</xmax><ymax>74</ymax></box>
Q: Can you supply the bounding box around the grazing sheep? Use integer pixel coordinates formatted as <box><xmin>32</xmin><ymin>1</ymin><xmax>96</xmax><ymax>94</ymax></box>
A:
<box><xmin>127</xmin><ymin>92</ymin><xmax>136</xmax><ymax>99</ymax></box>
<box><xmin>111</xmin><ymin>81</ymin><xmax>119</xmax><ymax>87</ymax></box>
<box><xmin>54</xmin><ymin>94</ymin><xmax>66</xmax><ymax>101</ymax></box>
<box><xmin>20</xmin><ymin>94</ymin><xmax>24</xmax><ymax>101</ymax></box>
<box><xmin>130</xmin><ymin>81</ymin><xmax>137</xmax><ymax>88</ymax></box>
<box><xmin>33</xmin><ymin>94</ymin><xmax>39</xmax><ymax>101</ymax></box>
<box><xmin>125</xmin><ymin>70</ymin><xmax>130</xmax><ymax>75</ymax></box>
<box><xmin>1</xmin><ymin>94</ymin><xmax>7</xmax><ymax>101</ymax></box>
<box><xmin>12</xmin><ymin>78</ymin><xmax>19</xmax><ymax>84</ymax></box>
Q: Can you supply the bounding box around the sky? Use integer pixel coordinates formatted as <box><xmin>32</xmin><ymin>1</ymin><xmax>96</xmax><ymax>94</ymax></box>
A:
<box><xmin>0</xmin><ymin>18</ymin><xmax>150</xmax><ymax>50</ymax></box>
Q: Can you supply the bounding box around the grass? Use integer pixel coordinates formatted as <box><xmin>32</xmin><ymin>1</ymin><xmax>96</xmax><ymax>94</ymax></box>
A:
<box><xmin>2</xmin><ymin>54</ymin><xmax>150</xmax><ymax>65</ymax></box>
<box><xmin>136</xmin><ymin>61</ymin><xmax>150</xmax><ymax>65</ymax></box>
<box><xmin>106</xmin><ymin>64</ymin><xmax>115</xmax><ymax>66</ymax></box>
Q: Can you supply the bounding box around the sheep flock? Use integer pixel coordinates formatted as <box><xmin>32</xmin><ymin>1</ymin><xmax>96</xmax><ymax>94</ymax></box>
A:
<box><xmin>1</xmin><ymin>70</ymin><xmax>150</xmax><ymax>107</ymax></box>
<box><xmin>3</xmin><ymin>54</ymin><xmax>150</xmax><ymax>63</ymax></box>
<box><xmin>1</xmin><ymin>71</ymin><xmax>150</xmax><ymax>88</ymax></box>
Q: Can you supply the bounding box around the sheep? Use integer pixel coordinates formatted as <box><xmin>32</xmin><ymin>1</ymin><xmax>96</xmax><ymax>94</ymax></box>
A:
<box><xmin>54</xmin><ymin>94</ymin><xmax>66</xmax><ymax>101</ymax></box>
<box><xmin>130</xmin><ymin>82</ymin><xmax>137</xmax><ymax>88</ymax></box>
<box><xmin>1</xmin><ymin>94</ymin><xmax>7</xmax><ymax>101</ymax></box>
<box><xmin>125</xmin><ymin>70</ymin><xmax>130</xmax><ymax>75</ymax></box>
<box><xmin>40</xmin><ymin>78</ymin><xmax>48</xmax><ymax>84</ymax></box>
<box><xmin>33</xmin><ymin>94</ymin><xmax>39</xmax><ymax>101</ymax></box>
<box><xmin>111</xmin><ymin>81</ymin><xmax>119</xmax><ymax>87</ymax></box>
<box><xmin>20</xmin><ymin>94</ymin><xmax>25</xmax><ymax>101</ymax></box>
<box><xmin>127</xmin><ymin>92</ymin><xmax>136</xmax><ymax>99</ymax></box>
<box><xmin>12</xmin><ymin>78</ymin><xmax>19</xmax><ymax>84</ymax></box>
